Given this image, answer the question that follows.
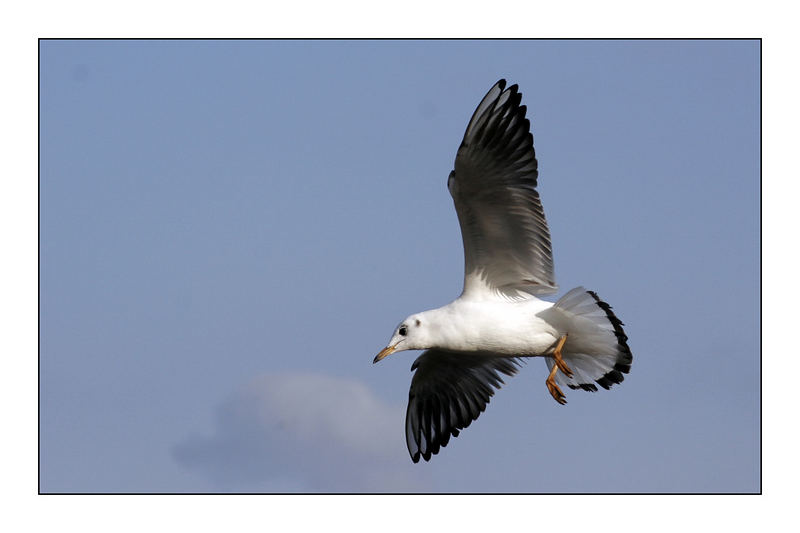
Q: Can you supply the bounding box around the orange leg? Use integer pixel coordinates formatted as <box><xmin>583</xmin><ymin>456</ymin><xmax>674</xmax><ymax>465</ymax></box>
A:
<box><xmin>553</xmin><ymin>334</ymin><xmax>572</xmax><ymax>377</ymax></box>
<box><xmin>545</xmin><ymin>334</ymin><xmax>571</xmax><ymax>405</ymax></box>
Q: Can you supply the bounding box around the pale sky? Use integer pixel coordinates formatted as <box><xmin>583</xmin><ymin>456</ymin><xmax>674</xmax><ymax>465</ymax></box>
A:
<box><xmin>40</xmin><ymin>39</ymin><xmax>759</xmax><ymax>493</ymax></box>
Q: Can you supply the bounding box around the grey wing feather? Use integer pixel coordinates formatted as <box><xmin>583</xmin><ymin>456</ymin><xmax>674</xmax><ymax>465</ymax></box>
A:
<box><xmin>449</xmin><ymin>79</ymin><xmax>557</xmax><ymax>299</ymax></box>
<box><xmin>405</xmin><ymin>349</ymin><xmax>522</xmax><ymax>463</ymax></box>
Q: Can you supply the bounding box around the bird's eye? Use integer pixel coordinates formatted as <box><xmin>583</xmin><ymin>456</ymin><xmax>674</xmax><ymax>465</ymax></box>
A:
<box><xmin>399</xmin><ymin>326</ymin><xmax>408</xmax><ymax>336</ymax></box>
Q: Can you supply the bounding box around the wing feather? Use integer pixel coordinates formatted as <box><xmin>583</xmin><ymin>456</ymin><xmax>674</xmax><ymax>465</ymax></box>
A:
<box><xmin>449</xmin><ymin>79</ymin><xmax>557</xmax><ymax>299</ymax></box>
<box><xmin>405</xmin><ymin>349</ymin><xmax>522</xmax><ymax>463</ymax></box>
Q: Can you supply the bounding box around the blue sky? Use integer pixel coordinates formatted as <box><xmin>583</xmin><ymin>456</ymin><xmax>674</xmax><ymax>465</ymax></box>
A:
<box><xmin>39</xmin><ymin>39</ymin><xmax>760</xmax><ymax>493</ymax></box>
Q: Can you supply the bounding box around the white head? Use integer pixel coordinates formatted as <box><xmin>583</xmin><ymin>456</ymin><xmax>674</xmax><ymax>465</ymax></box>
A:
<box><xmin>373</xmin><ymin>313</ymin><xmax>430</xmax><ymax>363</ymax></box>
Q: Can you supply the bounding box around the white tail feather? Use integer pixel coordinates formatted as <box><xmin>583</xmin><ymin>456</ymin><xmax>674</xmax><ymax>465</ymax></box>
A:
<box><xmin>545</xmin><ymin>287</ymin><xmax>633</xmax><ymax>392</ymax></box>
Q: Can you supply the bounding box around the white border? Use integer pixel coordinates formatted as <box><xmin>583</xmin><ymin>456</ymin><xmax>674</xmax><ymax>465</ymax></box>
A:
<box><xmin>5</xmin><ymin>0</ymin><xmax>794</xmax><ymax>531</ymax></box>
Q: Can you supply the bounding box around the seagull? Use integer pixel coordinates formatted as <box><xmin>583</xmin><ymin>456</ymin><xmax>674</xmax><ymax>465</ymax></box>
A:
<box><xmin>373</xmin><ymin>79</ymin><xmax>633</xmax><ymax>463</ymax></box>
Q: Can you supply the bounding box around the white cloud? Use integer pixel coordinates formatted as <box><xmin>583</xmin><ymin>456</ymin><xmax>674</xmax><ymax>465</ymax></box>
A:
<box><xmin>172</xmin><ymin>372</ymin><xmax>428</xmax><ymax>492</ymax></box>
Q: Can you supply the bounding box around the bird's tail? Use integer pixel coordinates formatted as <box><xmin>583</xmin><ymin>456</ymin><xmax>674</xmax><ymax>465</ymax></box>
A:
<box><xmin>546</xmin><ymin>287</ymin><xmax>633</xmax><ymax>392</ymax></box>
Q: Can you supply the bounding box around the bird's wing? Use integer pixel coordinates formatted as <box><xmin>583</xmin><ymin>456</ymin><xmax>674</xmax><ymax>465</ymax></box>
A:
<box><xmin>405</xmin><ymin>349</ymin><xmax>522</xmax><ymax>463</ymax></box>
<box><xmin>449</xmin><ymin>79</ymin><xmax>557</xmax><ymax>300</ymax></box>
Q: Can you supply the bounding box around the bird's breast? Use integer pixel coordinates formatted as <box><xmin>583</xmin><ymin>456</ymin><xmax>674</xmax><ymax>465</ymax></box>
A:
<box><xmin>433</xmin><ymin>298</ymin><xmax>560</xmax><ymax>356</ymax></box>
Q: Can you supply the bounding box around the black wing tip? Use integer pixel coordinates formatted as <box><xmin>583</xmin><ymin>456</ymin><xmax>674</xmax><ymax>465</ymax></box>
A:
<box><xmin>490</xmin><ymin>79</ymin><xmax>523</xmax><ymax>100</ymax></box>
<box><xmin>500</xmin><ymin>81</ymin><xmax>521</xmax><ymax>101</ymax></box>
<box><xmin>405</xmin><ymin>352</ymin><xmax>523</xmax><ymax>464</ymax></box>
<box><xmin>407</xmin><ymin>395</ymin><xmax>485</xmax><ymax>463</ymax></box>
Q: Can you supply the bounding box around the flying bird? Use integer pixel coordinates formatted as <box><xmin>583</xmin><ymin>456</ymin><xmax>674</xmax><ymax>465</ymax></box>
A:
<box><xmin>373</xmin><ymin>79</ymin><xmax>633</xmax><ymax>463</ymax></box>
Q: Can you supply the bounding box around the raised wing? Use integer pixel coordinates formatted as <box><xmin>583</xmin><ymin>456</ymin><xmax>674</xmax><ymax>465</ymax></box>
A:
<box><xmin>449</xmin><ymin>79</ymin><xmax>557</xmax><ymax>299</ymax></box>
<box><xmin>405</xmin><ymin>349</ymin><xmax>522</xmax><ymax>463</ymax></box>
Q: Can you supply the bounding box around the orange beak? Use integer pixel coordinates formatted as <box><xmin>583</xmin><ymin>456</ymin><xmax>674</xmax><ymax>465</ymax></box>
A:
<box><xmin>373</xmin><ymin>344</ymin><xmax>398</xmax><ymax>363</ymax></box>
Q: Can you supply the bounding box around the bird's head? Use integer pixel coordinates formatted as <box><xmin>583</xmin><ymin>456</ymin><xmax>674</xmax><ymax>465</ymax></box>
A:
<box><xmin>373</xmin><ymin>314</ymin><xmax>428</xmax><ymax>363</ymax></box>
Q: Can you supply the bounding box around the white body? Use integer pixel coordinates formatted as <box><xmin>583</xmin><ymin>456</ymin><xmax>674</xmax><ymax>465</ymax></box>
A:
<box><xmin>412</xmin><ymin>296</ymin><xmax>560</xmax><ymax>356</ymax></box>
